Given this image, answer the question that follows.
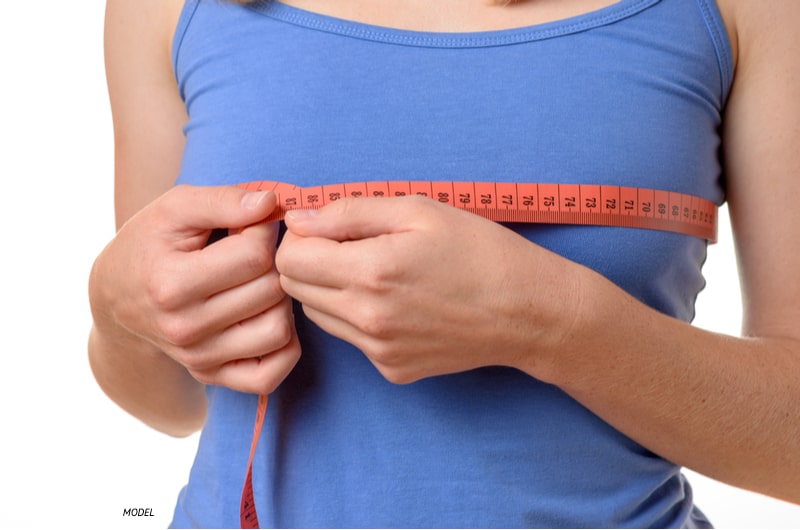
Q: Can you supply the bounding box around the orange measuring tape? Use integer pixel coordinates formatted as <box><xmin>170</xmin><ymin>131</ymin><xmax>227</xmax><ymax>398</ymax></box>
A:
<box><xmin>235</xmin><ymin>179</ymin><xmax>718</xmax><ymax>528</ymax></box>
<box><xmin>237</xmin><ymin>180</ymin><xmax>717</xmax><ymax>242</ymax></box>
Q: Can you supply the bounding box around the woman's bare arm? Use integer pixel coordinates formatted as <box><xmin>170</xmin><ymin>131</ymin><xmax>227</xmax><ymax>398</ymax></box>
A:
<box><xmin>89</xmin><ymin>0</ymin><xmax>301</xmax><ymax>436</ymax></box>
<box><xmin>532</xmin><ymin>0</ymin><xmax>800</xmax><ymax>502</ymax></box>
<box><xmin>89</xmin><ymin>0</ymin><xmax>205</xmax><ymax>437</ymax></box>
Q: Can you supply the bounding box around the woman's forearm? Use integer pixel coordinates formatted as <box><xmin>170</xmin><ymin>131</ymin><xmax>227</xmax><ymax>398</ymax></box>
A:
<box><xmin>522</xmin><ymin>265</ymin><xmax>800</xmax><ymax>504</ymax></box>
<box><xmin>87</xmin><ymin>269</ymin><xmax>207</xmax><ymax>438</ymax></box>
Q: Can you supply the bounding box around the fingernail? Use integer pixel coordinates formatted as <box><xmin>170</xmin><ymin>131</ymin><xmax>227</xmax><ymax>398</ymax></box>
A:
<box><xmin>285</xmin><ymin>209</ymin><xmax>317</xmax><ymax>221</ymax></box>
<box><xmin>241</xmin><ymin>191</ymin><xmax>271</xmax><ymax>209</ymax></box>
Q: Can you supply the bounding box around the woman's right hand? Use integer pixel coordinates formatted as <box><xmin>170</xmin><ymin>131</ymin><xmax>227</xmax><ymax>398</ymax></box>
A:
<box><xmin>89</xmin><ymin>184</ymin><xmax>301</xmax><ymax>396</ymax></box>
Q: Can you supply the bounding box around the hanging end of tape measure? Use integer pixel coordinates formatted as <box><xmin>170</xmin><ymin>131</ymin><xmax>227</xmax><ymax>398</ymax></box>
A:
<box><xmin>240</xmin><ymin>394</ymin><xmax>268</xmax><ymax>529</ymax></box>
<box><xmin>240</xmin><ymin>466</ymin><xmax>260</xmax><ymax>529</ymax></box>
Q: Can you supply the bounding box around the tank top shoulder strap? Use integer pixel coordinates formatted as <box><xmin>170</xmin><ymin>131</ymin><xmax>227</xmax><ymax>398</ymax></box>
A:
<box><xmin>693</xmin><ymin>0</ymin><xmax>734</xmax><ymax>102</ymax></box>
<box><xmin>171</xmin><ymin>0</ymin><xmax>201</xmax><ymax>79</ymax></box>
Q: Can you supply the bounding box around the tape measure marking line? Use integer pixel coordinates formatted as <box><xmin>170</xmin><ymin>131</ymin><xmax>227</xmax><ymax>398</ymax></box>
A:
<box><xmin>237</xmin><ymin>180</ymin><xmax>718</xmax><ymax>242</ymax></box>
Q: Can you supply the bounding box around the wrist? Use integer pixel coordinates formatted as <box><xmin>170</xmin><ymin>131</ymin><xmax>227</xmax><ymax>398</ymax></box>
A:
<box><xmin>521</xmin><ymin>261</ymin><xmax>651</xmax><ymax>391</ymax></box>
<box><xmin>88</xmin><ymin>249</ymin><xmax>162</xmax><ymax>360</ymax></box>
<box><xmin>497</xmin><ymin>249</ymin><xmax>596</xmax><ymax>383</ymax></box>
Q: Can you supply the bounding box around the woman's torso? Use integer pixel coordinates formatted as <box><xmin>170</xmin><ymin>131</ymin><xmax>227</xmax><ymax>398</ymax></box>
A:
<box><xmin>170</xmin><ymin>0</ymin><xmax>731</xmax><ymax>526</ymax></box>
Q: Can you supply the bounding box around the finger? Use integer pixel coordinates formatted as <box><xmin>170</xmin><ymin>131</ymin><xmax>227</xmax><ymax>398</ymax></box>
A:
<box><xmin>183</xmin><ymin>271</ymin><xmax>288</xmax><ymax>340</ymax></box>
<box><xmin>175</xmin><ymin>297</ymin><xmax>296</xmax><ymax>371</ymax></box>
<box><xmin>300</xmin><ymin>303</ymin><xmax>369</xmax><ymax>356</ymax></box>
<box><xmin>190</xmin><ymin>328</ymin><xmax>302</xmax><ymax>395</ymax></box>
<box><xmin>275</xmin><ymin>232</ymin><xmax>358</xmax><ymax>288</ymax></box>
<box><xmin>188</xmin><ymin>221</ymin><xmax>280</xmax><ymax>297</ymax></box>
<box><xmin>297</xmin><ymin>303</ymin><xmax>411</xmax><ymax>384</ymax></box>
<box><xmin>151</xmin><ymin>221</ymin><xmax>280</xmax><ymax>307</ymax></box>
<box><xmin>161</xmin><ymin>185</ymin><xmax>277</xmax><ymax>233</ymax></box>
<box><xmin>283</xmin><ymin>195</ymin><xmax>421</xmax><ymax>241</ymax></box>
<box><xmin>279</xmin><ymin>273</ymin><xmax>342</xmax><ymax>314</ymax></box>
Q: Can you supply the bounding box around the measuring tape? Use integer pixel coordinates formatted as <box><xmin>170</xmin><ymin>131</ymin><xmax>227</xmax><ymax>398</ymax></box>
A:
<box><xmin>237</xmin><ymin>180</ymin><xmax>717</xmax><ymax>242</ymax></box>
<box><xmin>236</xmin><ymin>179</ymin><xmax>718</xmax><ymax>528</ymax></box>
<box><xmin>240</xmin><ymin>394</ymin><xmax>267</xmax><ymax>529</ymax></box>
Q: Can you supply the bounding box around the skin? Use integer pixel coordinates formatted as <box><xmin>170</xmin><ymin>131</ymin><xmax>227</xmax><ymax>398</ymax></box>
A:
<box><xmin>90</xmin><ymin>0</ymin><xmax>800</xmax><ymax>504</ymax></box>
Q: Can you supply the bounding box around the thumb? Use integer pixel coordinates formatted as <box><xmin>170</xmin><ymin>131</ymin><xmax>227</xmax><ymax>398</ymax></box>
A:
<box><xmin>164</xmin><ymin>185</ymin><xmax>277</xmax><ymax>231</ymax></box>
<box><xmin>283</xmin><ymin>196</ymin><xmax>411</xmax><ymax>241</ymax></box>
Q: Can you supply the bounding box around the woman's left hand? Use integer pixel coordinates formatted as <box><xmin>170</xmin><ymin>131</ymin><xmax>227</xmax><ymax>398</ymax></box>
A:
<box><xmin>276</xmin><ymin>195</ymin><xmax>582</xmax><ymax>384</ymax></box>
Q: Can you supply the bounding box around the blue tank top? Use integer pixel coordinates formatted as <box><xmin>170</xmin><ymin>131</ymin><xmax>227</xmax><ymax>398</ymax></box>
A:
<box><xmin>170</xmin><ymin>0</ymin><xmax>731</xmax><ymax>526</ymax></box>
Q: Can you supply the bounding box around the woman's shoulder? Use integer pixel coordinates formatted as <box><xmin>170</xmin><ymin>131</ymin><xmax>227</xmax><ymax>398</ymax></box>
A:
<box><xmin>105</xmin><ymin>0</ymin><xmax>184</xmax><ymax>57</ymax></box>
<box><xmin>715</xmin><ymin>0</ymin><xmax>800</xmax><ymax>72</ymax></box>
<box><xmin>104</xmin><ymin>0</ymin><xmax>189</xmax><ymax>225</ymax></box>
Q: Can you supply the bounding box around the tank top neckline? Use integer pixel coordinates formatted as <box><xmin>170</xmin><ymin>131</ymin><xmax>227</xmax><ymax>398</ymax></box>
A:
<box><xmin>246</xmin><ymin>0</ymin><xmax>661</xmax><ymax>48</ymax></box>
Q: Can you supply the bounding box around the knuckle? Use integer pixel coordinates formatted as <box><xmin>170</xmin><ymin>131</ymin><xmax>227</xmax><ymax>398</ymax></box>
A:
<box><xmin>254</xmin><ymin>367</ymin><xmax>287</xmax><ymax>395</ymax></box>
<box><xmin>205</xmin><ymin>185</ymin><xmax>232</xmax><ymax>213</ymax></box>
<box><xmin>362</xmin><ymin>339</ymin><xmax>400</xmax><ymax>368</ymax></box>
<box><xmin>360</xmin><ymin>260</ymin><xmax>399</xmax><ymax>294</ymax></box>
<box><xmin>403</xmin><ymin>193</ymin><xmax>435</xmax><ymax>215</ymax></box>
<box><xmin>255</xmin><ymin>346</ymin><xmax>302</xmax><ymax>395</ymax></box>
<box><xmin>147</xmin><ymin>269</ymin><xmax>184</xmax><ymax>312</ymax></box>
<box><xmin>189</xmin><ymin>368</ymin><xmax>218</xmax><ymax>387</ymax></box>
<box><xmin>149</xmin><ymin>283</ymin><xmax>180</xmax><ymax>312</ymax></box>
<box><xmin>170</xmin><ymin>346</ymin><xmax>199</xmax><ymax>371</ymax></box>
<box><xmin>262</xmin><ymin>272</ymin><xmax>286</xmax><ymax>305</ymax></box>
<box><xmin>330</xmin><ymin>196</ymin><xmax>356</xmax><ymax>217</ymax></box>
<box><xmin>361</xmin><ymin>340</ymin><xmax>420</xmax><ymax>385</ymax></box>
<box><xmin>156</xmin><ymin>314</ymin><xmax>199</xmax><ymax>347</ymax></box>
<box><xmin>377</xmin><ymin>365</ymin><xmax>415</xmax><ymax>385</ymax></box>
<box><xmin>153</xmin><ymin>186</ymin><xmax>180</xmax><ymax>214</ymax></box>
<box><xmin>242</xmin><ymin>245</ymin><xmax>273</xmax><ymax>277</ymax></box>
<box><xmin>267</xmin><ymin>316</ymin><xmax>294</xmax><ymax>350</ymax></box>
<box><xmin>355</xmin><ymin>304</ymin><xmax>393</xmax><ymax>339</ymax></box>
<box><xmin>406</xmin><ymin>193</ymin><xmax>431</xmax><ymax>208</ymax></box>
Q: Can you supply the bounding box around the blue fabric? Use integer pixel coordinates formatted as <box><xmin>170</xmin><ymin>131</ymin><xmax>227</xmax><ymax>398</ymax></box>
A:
<box><xmin>169</xmin><ymin>0</ymin><xmax>730</xmax><ymax>526</ymax></box>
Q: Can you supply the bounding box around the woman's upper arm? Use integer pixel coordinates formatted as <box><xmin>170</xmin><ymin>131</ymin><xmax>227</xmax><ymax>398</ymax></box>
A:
<box><xmin>721</xmin><ymin>0</ymin><xmax>800</xmax><ymax>340</ymax></box>
<box><xmin>104</xmin><ymin>0</ymin><xmax>187</xmax><ymax>228</ymax></box>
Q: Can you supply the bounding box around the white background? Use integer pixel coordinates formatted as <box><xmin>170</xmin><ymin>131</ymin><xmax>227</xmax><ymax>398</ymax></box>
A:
<box><xmin>1</xmin><ymin>1</ymin><xmax>799</xmax><ymax>528</ymax></box>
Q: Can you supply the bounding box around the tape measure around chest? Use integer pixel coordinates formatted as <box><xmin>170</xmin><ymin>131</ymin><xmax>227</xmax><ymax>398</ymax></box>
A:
<box><xmin>236</xmin><ymin>179</ymin><xmax>719</xmax><ymax>528</ymax></box>
<box><xmin>237</xmin><ymin>180</ymin><xmax>718</xmax><ymax>242</ymax></box>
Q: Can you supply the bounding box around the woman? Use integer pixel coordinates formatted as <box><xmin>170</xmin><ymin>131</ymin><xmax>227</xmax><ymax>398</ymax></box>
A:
<box><xmin>90</xmin><ymin>0</ymin><xmax>800</xmax><ymax>526</ymax></box>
